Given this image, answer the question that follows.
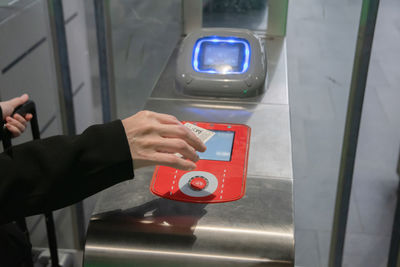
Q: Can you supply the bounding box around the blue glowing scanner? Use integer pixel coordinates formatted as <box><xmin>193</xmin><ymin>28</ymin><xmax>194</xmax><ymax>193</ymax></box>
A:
<box><xmin>176</xmin><ymin>28</ymin><xmax>267</xmax><ymax>97</ymax></box>
<box><xmin>192</xmin><ymin>37</ymin><xmax>250</xmax><ymax>75</ymax></box>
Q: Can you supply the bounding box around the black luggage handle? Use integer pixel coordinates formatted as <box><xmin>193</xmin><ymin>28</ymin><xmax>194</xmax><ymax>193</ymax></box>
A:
<box><xmin>13</xmin><ymin>99</ymin><xmax>36</xmax><ymax>116</ymax></box>
<box><xmin>1</xmin><ymin>100</ymin><xmax>40</xmax><ymax>150</ymax></box>
<box><xmin>12</xmin><ymin>100</ymin><xmax>40</xmax><ymax>140</ymax></box>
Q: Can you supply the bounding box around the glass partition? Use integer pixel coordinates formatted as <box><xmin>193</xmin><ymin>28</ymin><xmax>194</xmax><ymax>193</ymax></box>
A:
<box><xmin>288</xmin><ymin>1</ymin><xmax>399</xmax><ymax>266</ymax></box>
<box><xmin>287</xmin><ymin>0</ymin><xmax>361</xmax><ymax>265</ymax></box>
<box><xmin>202</xmin><ymin>0</ymin><xmax>268</xmax><ymax>31</ymax></box>
<box><xmin>108</xmin><ymin>0</ymin><xmax>182</xmax><ymax>118</ymax></box>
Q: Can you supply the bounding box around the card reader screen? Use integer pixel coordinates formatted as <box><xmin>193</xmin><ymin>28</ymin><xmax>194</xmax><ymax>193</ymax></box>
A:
<box><xmin>193</xmin><ymin>37</ymin><xmax>250</xmax><ymax>74</ymax></box>
<box><xmin>197</xmin><ymin>131</ymin><xmax>235</xmax><ymax>161</ymax></box>
<box><xmin>203</xmin><ymin>43</ymin><xmax>241</xmax><ymax>68</ymax></box>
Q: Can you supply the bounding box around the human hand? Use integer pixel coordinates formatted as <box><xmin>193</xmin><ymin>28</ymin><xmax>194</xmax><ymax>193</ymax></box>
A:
<box><xmin>122</xmin><ymin>111</ymin><xmax>207</xmax><ymax>170</ymax></box>
<box><xmin>0</xmin><ymin>94</ymin><xmax>33</xmax><ymax>137</ymax></box>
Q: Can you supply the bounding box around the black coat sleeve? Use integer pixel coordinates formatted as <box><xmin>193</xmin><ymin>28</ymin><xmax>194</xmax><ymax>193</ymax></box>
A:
<box><xmin>0</xmin><ymin>119</ymin><xmax>134</xmax><ymax>224</ymax></box>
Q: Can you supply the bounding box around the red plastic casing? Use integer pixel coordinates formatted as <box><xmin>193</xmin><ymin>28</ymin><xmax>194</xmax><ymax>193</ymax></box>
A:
<box><xmin>150</xmin><ymin>121</ymin><xmax>251</xmax><ymax>203</ymax></box>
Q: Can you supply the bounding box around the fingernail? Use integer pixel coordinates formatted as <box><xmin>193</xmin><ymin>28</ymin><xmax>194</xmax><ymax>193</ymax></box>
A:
<box><xmin>187</xmin><ymin>165</ymin><xmax>196</xmax><ymax>171</ymax></box>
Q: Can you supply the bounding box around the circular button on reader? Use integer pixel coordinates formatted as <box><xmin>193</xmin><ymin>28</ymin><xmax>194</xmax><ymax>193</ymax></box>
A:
<box><xmin>189</xmin><ymin>176</ymin><xmax>208</xmax><ymax>191</ymax></box>
<box><xmin>179</xmin><ymin>171</ymin><xmax>218</xmax><ymax>197</ymax></box>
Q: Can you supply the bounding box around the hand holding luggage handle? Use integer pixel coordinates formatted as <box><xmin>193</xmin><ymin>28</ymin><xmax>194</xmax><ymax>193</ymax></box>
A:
<box><xmin>2</xmin><ymin>100</ymin><xmax>39</xmax><ymax>149</ymax></box>
<box><xmin>1</xmin><ymin>100</ymin><xmax>60</xmax><ymax>267</ymax></box>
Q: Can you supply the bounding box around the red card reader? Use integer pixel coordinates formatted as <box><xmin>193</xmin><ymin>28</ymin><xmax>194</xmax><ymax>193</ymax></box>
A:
<box><xmin>150</xmin><ymin>122</ymin><xmax>250</xmax><ymax>203</ymax></box>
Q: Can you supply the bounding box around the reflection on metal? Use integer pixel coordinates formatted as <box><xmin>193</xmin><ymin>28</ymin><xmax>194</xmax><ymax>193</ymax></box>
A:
<box><xmin>182</xmin><ymin>0</ymin><xmax>202</xmax><ymax>35</ymax></box>
<box><xmin>329</xmin><ymin>1</ymin><xmax>380</xmax><ymax>266</ymax></box>
<box><xmin>86</xmin><ymin>245</ymin><xmax>291</xmax><ymax>264</ymax></box>
<box><xmin>94</xmin><ymin>0</ymin><xmax>116</xmax><ymax>122</ymax></box>
<box><xmin>267</xmin><ymin>0</ymin><xmax>288</xmax><ymax>37</ymax></box>
<box><xmin>195</xmin><ymin>226</ymin><xmax>293</xmax><ymax>239</ymax></box>
<box><xmin>190</xmin><ymin>103</ymin><xmax>246</xmax><ymax>110</ymax></box>
<box><xmin>84</xmin><ymin>174</ymin><xmax>294</xmax><ymax>266</ymax></box>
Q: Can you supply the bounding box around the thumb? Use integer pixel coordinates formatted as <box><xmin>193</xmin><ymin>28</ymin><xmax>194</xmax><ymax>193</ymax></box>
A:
<box><xmin>7</xmin><ymin>94</ymin><xmax>29</xmax><ymax>109</ymax></box>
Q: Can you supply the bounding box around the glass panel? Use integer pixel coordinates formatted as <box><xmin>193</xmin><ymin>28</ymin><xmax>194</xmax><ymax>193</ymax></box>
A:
<box><xmin>109</xmin><ymin>0</ymin><xmax>182</xmax><ymax>118</ymax></box>
<box><xmin>286</xmin><ymin>1</ymin><xmax>362</xmax><ymax>266</ymax></box>
<box><xmin>202</xmin><ymin>0</ymin><xmax>268</xmax><ymax>31</ymax></box>
<box><xmin>342</xmin><ymin>1</ymin><xmax>400</xmax><ymax>266</ymax></box>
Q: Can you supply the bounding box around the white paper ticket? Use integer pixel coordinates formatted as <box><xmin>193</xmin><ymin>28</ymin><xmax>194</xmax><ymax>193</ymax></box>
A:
<box><xmin>184</xmin><ymin>122</ymin><xmax>215</xmax><ymax>144</ymax></box>
<box><xmin>175</xmin><ymin>123</ymin><xmax>215</xmax><ymax>158</ymax></box>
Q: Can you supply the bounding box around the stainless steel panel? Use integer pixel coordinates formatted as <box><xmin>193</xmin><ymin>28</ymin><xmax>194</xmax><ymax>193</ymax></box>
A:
<box><xmin>150</xmin><ymin>37</ymin><xmax>288</xmax><ymax>106</ymax></box>
<box><xmin>85</xmin><ymin>167</ymin><xmax>293</xmax><ymax>266</ymax></box>
<box><xmin>144</xmin><ymin>99</ymin><xmax>292</xmax><ymax>179</ymax></box>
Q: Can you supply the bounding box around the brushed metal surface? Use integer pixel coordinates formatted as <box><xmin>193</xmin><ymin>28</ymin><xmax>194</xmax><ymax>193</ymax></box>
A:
<box><xmin>85</xmin><ymin>168</ymin><xmax>293</xmax><ymax>266</ymax></box>
<box><xmin>84</xmin><ymin>37</ymin><xmax>293</xmax><ymax>266</ymax></box>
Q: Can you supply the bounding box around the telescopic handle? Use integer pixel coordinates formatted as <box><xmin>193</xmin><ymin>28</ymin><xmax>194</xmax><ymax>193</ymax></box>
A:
<box><xmin>12</xmin><ymin>100</ymin><xmax>40</xmax><ymax>140</ymax></box>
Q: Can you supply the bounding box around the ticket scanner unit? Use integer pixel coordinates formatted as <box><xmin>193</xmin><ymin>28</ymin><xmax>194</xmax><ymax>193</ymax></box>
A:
<box><xmin>85</xmin><ymin>5</ymin><xmax>294</xmax><ymax>266</ymax></box>
<box><xmin>151</xmin><ymin>28</ymin><xmax>265</xmax><ymax>203</ymax></box>
<box><xmin>176</xmin><ymin>28</ymin><xmax>266</xmax><ymax>97</ymax></box>
<box><xmin>153</xmin><ymin>28</ymin><xmax>266</xmax><ymax>204</ymax></box>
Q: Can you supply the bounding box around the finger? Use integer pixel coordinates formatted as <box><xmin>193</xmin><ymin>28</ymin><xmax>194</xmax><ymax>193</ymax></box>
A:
<box><xmin>25</xmin><ymin>113</ymin><xmax>33</xmax><ymax>121</ymax></box>
<box><xmin>156</xmin><ymin>138</ymin><xmax>199</xmax><ymax>162</ymax></box>
<box><xmin>7</xmin><ymin>94</ymin><xmax>29</xmax><ymax>110</ymax></box>
<box><xmin>6</xmin><ymin>116</ymin><xmax>25</xmax><ymax>133</ymax></box>
<box><xmin>152</xmin><ymin>152</ymin><xmax>196</xmax><ymax>170</ymax></box>
<box><xmin>181</xmin><ymin>126</ymin><xmax>207</xmax><ymax>152</ymax></box>
<box><xmin>13</xmin><ymin>113</ymin><xmax>28</xmax><ymax>127</ymax></box>
<box><xmin>159</xmin><ymin>124</ymin><xmax>206</xmax><ymax>152</ymax></box>
<box><xmin>5</xmin><ymin>123</ymin><xmax>21</xmax><ymax>137</ymax></box>
<box><xmin>154</xmin><ymin>112</ymin><xmax>181</xmax><ymax>125</ymax></box>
